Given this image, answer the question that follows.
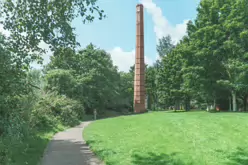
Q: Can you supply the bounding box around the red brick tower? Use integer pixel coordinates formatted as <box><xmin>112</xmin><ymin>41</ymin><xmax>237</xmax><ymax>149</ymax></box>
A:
<box><xmin>134</xmin><ymin>4</ymin><xmax>146</xmax><ymax>113</ymax></box>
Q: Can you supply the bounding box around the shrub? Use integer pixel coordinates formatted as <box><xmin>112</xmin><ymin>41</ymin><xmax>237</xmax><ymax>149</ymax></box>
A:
<box><xmin>0</xmin><ymin>138</ymin><xmax>10</xmax><ymax>165</ymax></box>
<box><xmin>45</xmin><ymin>69</ymin><xmax>76</xmax><ymax>98</ymax></box>
<box><xmin>31</xmin><ymin>92</ymin><xmax>84</xmax><ymax>129</ymax></box>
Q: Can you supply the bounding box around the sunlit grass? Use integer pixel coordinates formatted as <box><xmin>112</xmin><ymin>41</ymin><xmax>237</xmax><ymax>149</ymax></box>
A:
<box><xmin>84</xmin><ymin>111</ymin><xmax>248</xmax><ymax>165</ymax></box>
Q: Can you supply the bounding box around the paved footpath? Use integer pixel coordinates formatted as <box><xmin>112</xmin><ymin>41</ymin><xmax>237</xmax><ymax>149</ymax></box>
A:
<box><xmin>40</xmin><ymin>122</ymin><xmax>103</xmax><ymax>165</ymax></box>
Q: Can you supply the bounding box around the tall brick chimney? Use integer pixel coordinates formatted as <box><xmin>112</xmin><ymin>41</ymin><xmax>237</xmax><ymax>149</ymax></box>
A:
<box><xmin>134</xmin><ymin>4</ymin><xmax>146</xmax><ymax>113</ymax></box>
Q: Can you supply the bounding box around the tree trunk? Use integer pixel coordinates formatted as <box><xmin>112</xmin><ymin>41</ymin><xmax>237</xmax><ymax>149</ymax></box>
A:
<box><xmin>94</xmin><ymin>109</ymin><xmax>97</xmax><ymax>120</ymax></box>
<box><xmin>184</xmin><ymin>97</ymin><xmax>190</xmax><ymax>111</ymax></box>
<box><xmin>154</xmin><ymin>93</ymin><xmax>158</xmax><ymax>110</ymax></box>
<box><xmin>206</xmin><ymin>105</ymin><xmax>210</xmax><ymax>111</ymax></box>
<box><xmin>243</xmin><ymin>95</ymin><xmax>247</xmax><ymax>112</ymax></box>
<box><xmin>175</xmin><ymin>100</ymin><xmax>180</xmax><ymax>110</ymax></box>
<box><xmin>213</xmin><ymin>99</ymin><xmax>216</xmax><ymax>110</ymax></box>
<box><xmin>229</xmin><ymin>97</ymin><xmax>232</xmax><ymax>112</ymax></box>
<box><xmin>231</xmin><ymin>91</ymin><xmax>237</xmax><ymax>112</ymax></box>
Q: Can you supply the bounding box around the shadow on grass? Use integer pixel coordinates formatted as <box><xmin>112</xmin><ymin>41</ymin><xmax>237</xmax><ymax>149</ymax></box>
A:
<box><xmin>83</xmin><ymin>111</ymin><xmax>132</xmax><ymax>122</ymax></box>
<box><xmin>228</xmin><ymin>148</ymin><xmax>248</xmax><ymax>165</ymax></box>
<box><xmin>166</xmin><ymin>110</ymin><xmax>187</xmax><ymax>113</ymax></box>
<box><xmin>85</xmin><ymin>142</ymin><xmax>188</xmax><ymax>165</ymax></box>
<box><xmin>165</xmin><ymin>111</ymin><xmax>201</xmax><ymax>114</ymax></box>
<box><xmin>85</xmin><ymin>140</ymin><xmax>117</xmax><ymax>156</ymax></box>
<box><xmin>218</xmin><ymin>111</ymin><xmax>248</xmax><ymax>113</ymax></box>
<box><xmin>132</xmin><ymin>152</ymin><xmax>191</xmax><ymax>165</ymax></box>
<box><xmin>216</xmin><ymin>147</ymin><xmax>248</xmax><ymax>165</ymax></box>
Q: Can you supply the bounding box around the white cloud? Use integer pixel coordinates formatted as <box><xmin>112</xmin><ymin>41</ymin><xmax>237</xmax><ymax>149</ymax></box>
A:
<box><xmin>155</xmin><ymin>53</ymin><xmax>161</xmax><ymax>61</ymax></box>
<box><xmin>4</xmin><ymin>0</ymin><xmax>185</xmax><ymax>71</ymax></box>
<box><xmin>30</xmin><ymin>41</ymin><xmax>52</xmax><ymax>69</ymax></box>
<box><xmin>32</xmin><ymin>46</ymin><xmax>154</xmax><ymax>72</ymax></box>
<box><xmin>140</xmin><ymin>0</ymin><xmax>189</xmax><ymax>43</ymax></box>
<box><xmin>39</xmin><ymin>42</ymin><xmax>52</xmax><ymax>65</ymax></box>
<box><xmin>108</xmin><ymin>47</ymin><xmax>153</xmax><ymax>72</ymax></box>
<box><xmin>0</xmin><ymin>24</ymin><xmax>10</xmax><ymax>37</ymax></box>
<box><xmin>109</xmin><ymin>1</ymin><xmax>190</xmax><ymax>72</ymax></box>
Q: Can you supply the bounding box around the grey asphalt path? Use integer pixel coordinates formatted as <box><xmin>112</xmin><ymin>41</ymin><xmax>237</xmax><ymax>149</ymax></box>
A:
<box><xmin>40</xmin><ymin>122</ymin><xmax>103</xmax><ymax>165</ymax></box>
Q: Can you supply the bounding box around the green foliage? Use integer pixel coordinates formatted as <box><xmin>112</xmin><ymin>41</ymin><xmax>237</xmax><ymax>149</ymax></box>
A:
<box><xmin>118</xmin><ymin>71</ymin><xmax>134</xmax><ymax>111</ymax></box>
<box><xmin>152</xmin><ymin>0</ymin><xmax>248</xmax><ymax>111</ymax></box>
<box><xmin>0</xmin><ymin>138</ymin><xmax>10</xmax><ymax>165</ymax></box>
<box><xmin>45</xmin><ymin>44</ymin><xmax>122</xmax><ymax>113</ymax></box>
<box><xmin>0</xmin><ymin>0</ymin><xmax>107</xmax><ymax>164</ymax></box>
<box><xmin>187</xmin><ymin>0</ymin><xmax>248</xmax><ymax>111</ymax></box>
<box><xmin>0</xmin><ymin>80</ymin><xmax>84</xmax><ymax>165</ymax></box>
<box><xmin>31</xmin><ymin>92</ymin><xmax>83</xmax><ymax>128</ymax></box>
<box><xmin>156</xmin><ymin>35</ymin><xmax>175</xmax><ymax>57</ymax></box>
<box><xmin>0</xmin><ymin>34</ymin><xmax>28</xmax><ymax>123</ymax></box>
<box><xmin>146</xmin><ymin>66</ymin><xmax>158</xmax><ymax>109</ymax></box>
<box><xmin>0</xmin><ymin>0</ymin><xmax>105</xmax><ymax>60</ymax></box>
<box><xmin>45</xmin><ymin>69</ymin><xmax>77</xmax><ymax>98</ymax></box>
<box><xmin>156</xmin><ymin>41</ymin><xmax>187</xmax><ymax>109</ymax></box>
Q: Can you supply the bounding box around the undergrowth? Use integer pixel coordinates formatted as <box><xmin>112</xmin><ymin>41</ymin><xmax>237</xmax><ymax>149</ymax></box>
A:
<box><xmin>0</xmin><ymin>92</ymin><xmax>84</xmax><ymax>165</ymax></box>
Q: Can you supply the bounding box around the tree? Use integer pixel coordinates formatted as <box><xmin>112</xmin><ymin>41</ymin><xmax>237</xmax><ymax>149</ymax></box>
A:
<box><xmin>0</xmin><ymin>0</ymin><xmax>106</xmax><ymax>133</ymax></box>
<box><xmin>45</xmin><ymin>69</ymin><xmax>77</xmax><ymax>98</ymax></box>
<box><xmin>145</xmin><ymin>66</ymin><xmax>157</xmax><ymax>109</ymax></box>
<box><xmin>176</xmin><ymin>0</ymin><xmax>248</xmax><ymax>111</ymax></box>
<box><xmin>118</xmin><ymin>71</ymin><xmax>134</xmax><ymax>111</ymax></box>
<box><xmin>0</xmin><ymin>0</ymin><xmax>105</xmax><ymax>56</ymax></box>
<box><xmin>179</xmin><ymin>0</ymin><xmax>233</xmax><ymax>110</ymax></box>
<box><xmin>45</xmin><ymin>44</ymin><xmax>121</xmax><ymax>113</ymax></box>
<box><xmin>156</xmin><ymin>43</ymin><xmax>186</xmax><ymax>110</ymax></box>
<box><xmin>0</xmin><ymin>33</ymin><xmax>28</xmax><ymax>122</ymax></box>
<box><xmin>138</xmin><ymin>0</ymin><xmax>248</xmax><ymax>112</ymax></box>
<box><xmin>156</xmin><ymin>35</ymin><xmax>175</xmax><ymax>57</ymax></box>
<box><xmin>217</xmin><ymin>59</ymin><xmax>248</xmax><ymax>111</ymax></box>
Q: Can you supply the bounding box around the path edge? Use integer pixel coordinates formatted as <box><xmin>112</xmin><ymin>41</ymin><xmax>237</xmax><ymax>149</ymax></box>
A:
<box><xmin>38</xmin><ymin>121</ymin><xmax>104</xmax><ymax>165</ymax></box>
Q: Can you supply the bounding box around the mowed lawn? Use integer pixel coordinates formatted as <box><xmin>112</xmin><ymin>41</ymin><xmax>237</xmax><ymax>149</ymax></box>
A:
<box><xmin>83</xmin><ymin>111</ymin><xmax>248</xmax><ymax>165</ymax></box>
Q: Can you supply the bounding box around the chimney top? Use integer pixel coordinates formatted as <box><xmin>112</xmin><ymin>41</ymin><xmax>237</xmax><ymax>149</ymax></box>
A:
<box><xmin>136</xmin><ymin>4</ymin><xmax>143</xmax><ymax>8</ymax></box>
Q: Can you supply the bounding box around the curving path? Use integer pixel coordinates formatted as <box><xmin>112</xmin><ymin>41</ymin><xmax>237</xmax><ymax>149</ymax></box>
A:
<box><xmin>40</xmin><ymin>122</ymin><xmax>103</xmax><ymax>165</ymax></box>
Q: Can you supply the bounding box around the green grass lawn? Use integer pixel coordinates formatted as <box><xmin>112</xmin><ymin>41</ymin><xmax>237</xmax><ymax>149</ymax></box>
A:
<box><xmin>83</xmin><ymin>111</ymin><xmax>248</xmax><ymax>165</ymax></box>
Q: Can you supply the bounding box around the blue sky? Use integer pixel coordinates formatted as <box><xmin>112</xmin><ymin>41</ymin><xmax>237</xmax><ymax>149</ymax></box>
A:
<box><xmin>0</xmin><ymin>0</ymin><xmax>201</xmax><ymax>71</ymax></box>
<box><xmin>72</xmin><ymin>0</ymin><xmax>200</xmax><ymax>71</ymax></box>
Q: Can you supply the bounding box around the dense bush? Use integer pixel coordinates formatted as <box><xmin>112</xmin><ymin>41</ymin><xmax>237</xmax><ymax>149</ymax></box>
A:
<box><xmin>0</xmin><ymin>139</ymin><xmax>9</xmax><ymax>165</ymax></box>
<box><xmin>31</xmin><ymin>92</ymin><xmax>84</xmax><ymax>128</ymax></box>
<box><xmin>45</xmin><ymin>69</ymin><xmax>76</xmax><ymax>98</ymax></box>
<box><xmin>0</xmin><ymin>69</ymin><xmax>85</xmax><ymax>165</ymax></box>
<box><xmin>0</xmin><ymin>91</ymin><xmax>85</xmax><ymax>165</ymax></box>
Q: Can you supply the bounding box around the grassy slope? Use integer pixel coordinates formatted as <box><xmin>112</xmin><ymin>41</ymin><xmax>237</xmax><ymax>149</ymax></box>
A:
<box><xmin>83</xmin><ymin>111</ymin><xmax>248</xmax><ymax>165</ymax></box>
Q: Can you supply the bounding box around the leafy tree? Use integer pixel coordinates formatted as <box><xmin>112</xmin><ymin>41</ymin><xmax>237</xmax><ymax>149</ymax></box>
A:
<box><xmin>157</xmin><ymin>42</ymin><xmax>186</xmax><ymax>110</ymax></box>
<box><xmin>0</xmin><ymin>0</ymin><xmax>106</xmax><ymax>138</ymax></box>
<box><xmin>0</xmin><ymin>0</ymin><xmax>105</xmax><ymax>56</ymax></box>
<box><xmin>217</xmin><ymin>59</ymin><xmax>248</xmax><ymax>111</ymax></box>
<box><xmin>0</xmin><ymin>33</ymin><xmax>29</xmax><ymax>135</ymax></box>
<box><xmin>145</xmin><ymin>66</ymin><xmax>157</xmax><ymax>109</ymax></box>
<box><xmin>46</xmin><ymin>44</ymin><xmax>120</xmax><ymax>113</ymax></box>
<box><xmin>167</xmin><ymin>0</ymin><xmax>248</xmax><ymax>111</ymax></box>
<box><xmin>118</xmin><ymin>71</ymin><xmax>134</xmax><ymax>111</ymax></box>
<box><xmin>45</xmin><ymin>69</ymin><xmax>77</xmax><ymax>98</ymax></box>
<box><xmin>156</xmin><ymin>35</ymin><xmax>175</xmax><ymax>57</ymax></box>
